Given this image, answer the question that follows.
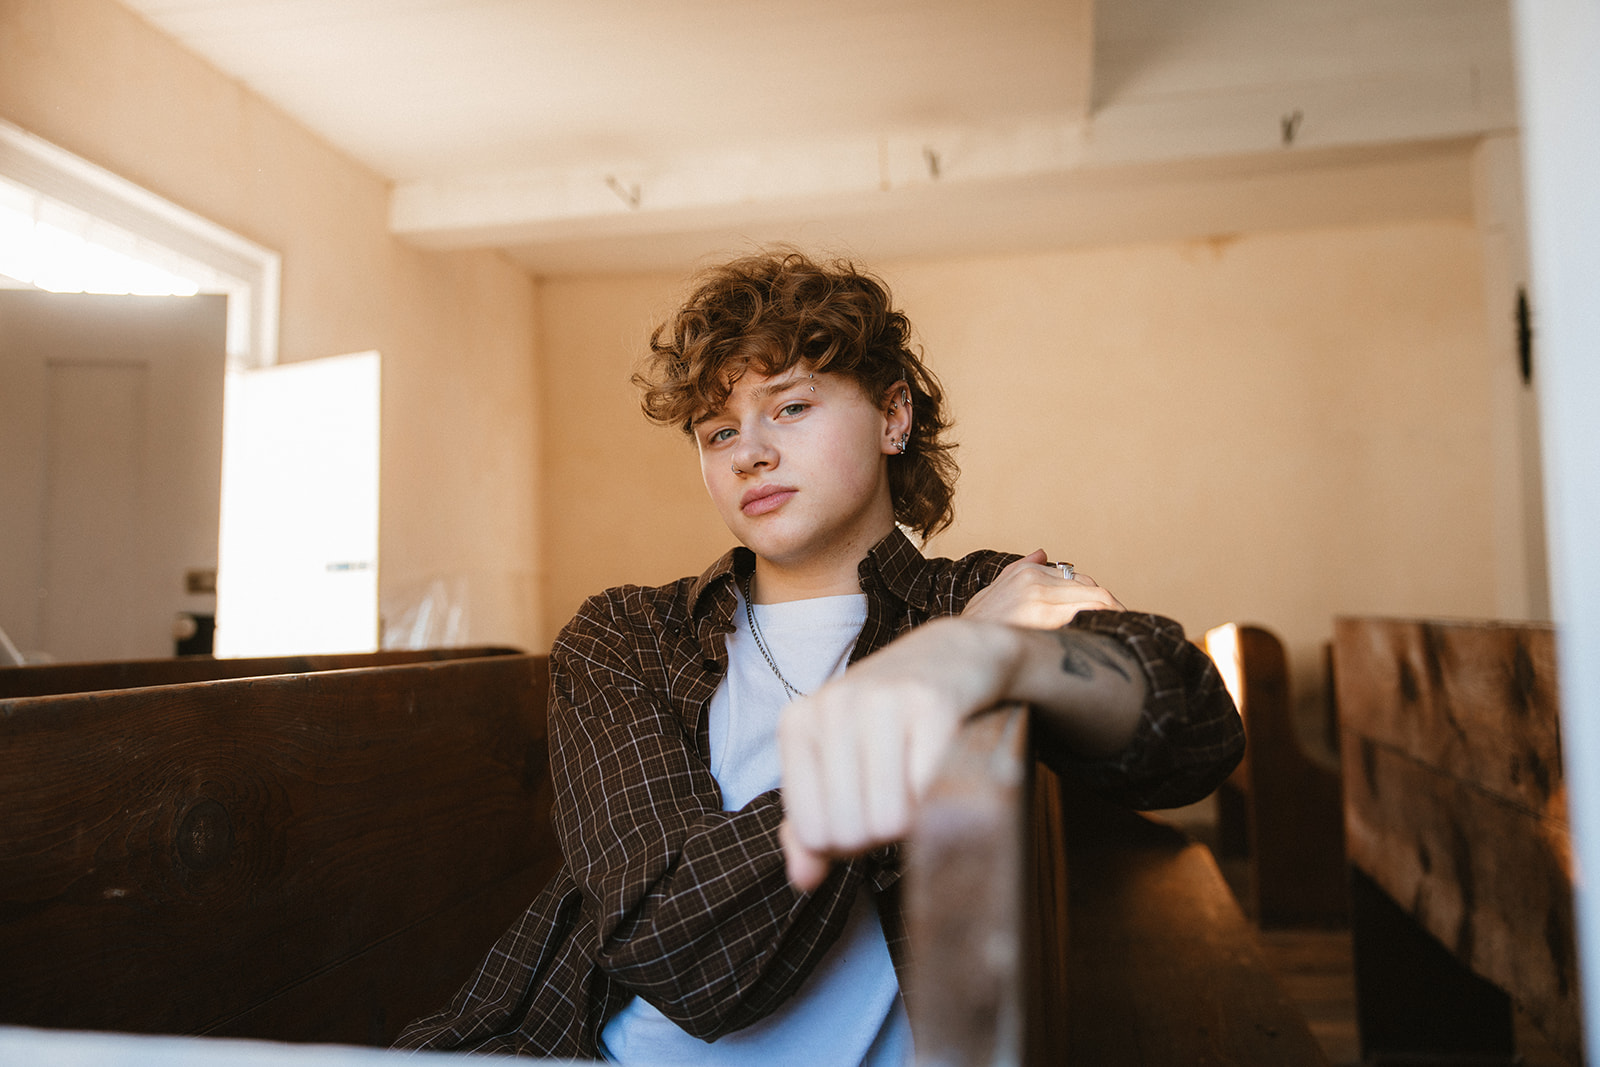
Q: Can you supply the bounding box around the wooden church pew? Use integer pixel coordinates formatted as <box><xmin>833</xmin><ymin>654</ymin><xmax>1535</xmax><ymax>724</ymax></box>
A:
<box><xmin>909</xmin><ymin>704</ymin><xmax>1328</xmax><ymax>1066</ymax></box>
<box><xmin>1333</xmin><ymin>616</ymin><xmax>1579</xmax><ymax>1065</ymax></box>
<box><xmin>1205</xmin><ymin>623</ymin><xmax>1348</xmax><ymax>927</ymax></box>
<box><xmin>0</xmin><ymin>650</ymin><xmax>559</xmax><ymax>1046</ymax></box>
<box><xmin>0</xmin><ymin>645</ymin><xmax>522</xmax><ymax>699</ymax></box>
<box><xmin>2</xmin><ymin>658</ymin><xmax>1321</xmax><ymax>1065</ymax></box>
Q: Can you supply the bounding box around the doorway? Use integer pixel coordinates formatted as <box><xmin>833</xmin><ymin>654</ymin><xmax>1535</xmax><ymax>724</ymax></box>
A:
<box><xmin>0</xmin><ymin>290</ymin><xmax>227</xmax><ymax>662</ymax></box>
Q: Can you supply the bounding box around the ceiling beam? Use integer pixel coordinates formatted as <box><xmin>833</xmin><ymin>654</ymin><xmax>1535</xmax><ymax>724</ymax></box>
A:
<box><xmin>391</xmin><ymin>58</ymin><xmax>1516</xmax><ymax>258</ymax></box>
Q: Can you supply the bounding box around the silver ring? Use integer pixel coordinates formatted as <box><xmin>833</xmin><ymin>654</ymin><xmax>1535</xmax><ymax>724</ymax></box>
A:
<box><xmin>1056</xmin><ymin>562</ymin><xmax>1075</xmax><ymax>581</ymax></box>
<box><xmin>732</xmin><ymin>464</ymin><xmax>742</xmax><ymax>475</ymax></box>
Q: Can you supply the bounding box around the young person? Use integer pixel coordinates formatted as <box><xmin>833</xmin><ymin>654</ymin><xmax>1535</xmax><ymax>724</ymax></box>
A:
<box><xmin>394</xmin><ymin>250</ymin><xmax>1244</xmax><ymax>1063</ymax></box>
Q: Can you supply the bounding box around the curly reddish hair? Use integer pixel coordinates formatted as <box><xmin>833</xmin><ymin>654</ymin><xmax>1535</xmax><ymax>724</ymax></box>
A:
<box><xmin>634</xmin><ymin>250</ymin><xmax>959</xmax><ymax>539</ymax></box>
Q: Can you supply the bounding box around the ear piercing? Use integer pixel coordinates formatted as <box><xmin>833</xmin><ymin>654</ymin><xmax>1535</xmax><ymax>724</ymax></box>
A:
<box><xmin>896</xmin><ymin>432</ymin><xmax>909</xmax><ymax>453</ymax></box>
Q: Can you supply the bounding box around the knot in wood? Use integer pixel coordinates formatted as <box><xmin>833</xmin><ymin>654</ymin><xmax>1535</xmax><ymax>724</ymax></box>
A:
<box><xmin>176</xmin><ymin>799</ymin><xmax>234</xmax><ymax>872</ymax></box>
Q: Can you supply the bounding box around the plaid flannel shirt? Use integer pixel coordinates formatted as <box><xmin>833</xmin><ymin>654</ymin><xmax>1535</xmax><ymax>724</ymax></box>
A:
<box><xmin>393</xmin><ymin>529</ymin><xmax>1243</xmax><ymax>1058</ymax></box>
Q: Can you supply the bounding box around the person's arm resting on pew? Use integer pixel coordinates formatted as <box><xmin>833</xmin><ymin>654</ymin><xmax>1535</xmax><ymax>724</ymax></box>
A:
<box><xmin>780</xmin><ymin>550</ymin><xmax>1244</xmax><ymax>891</ymax></box>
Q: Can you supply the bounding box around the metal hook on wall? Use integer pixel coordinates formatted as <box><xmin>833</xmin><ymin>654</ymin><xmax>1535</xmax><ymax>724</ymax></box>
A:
<box><xmin>1280</xmin><ymin>110</ymin><xmax>1304</xmax><ymax>147</ymax></box>
<box><xmin>604</xmin><ymin>175</ymin><xmax>641</xmax><ymax>209</ymax></box>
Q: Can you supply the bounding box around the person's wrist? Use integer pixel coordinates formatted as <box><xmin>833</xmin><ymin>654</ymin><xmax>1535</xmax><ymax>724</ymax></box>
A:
<box><xmin>937</xmin><ymin>616</ymin><xmax>1031</xmax><ymax>715</ymax></box>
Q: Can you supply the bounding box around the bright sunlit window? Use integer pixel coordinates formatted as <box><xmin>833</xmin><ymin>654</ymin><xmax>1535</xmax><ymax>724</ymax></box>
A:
<box><xmin>0</xmin><ymin>175</ymin><xmax>224</xmax><ymax>297</ymax></box>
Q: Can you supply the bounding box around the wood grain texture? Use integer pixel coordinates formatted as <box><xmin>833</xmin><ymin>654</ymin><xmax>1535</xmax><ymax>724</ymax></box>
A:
<box><xmin>1341</xmin><ymin>726</ymin><xmax>1579</xmax><ymax>1061</ymax></box>
<box><xmin>0</xmin><ymin>653</ymin><xmax>557</xmax><ymax>1042</ymax></box>
<box><xmin>1025</xmin><ymin>763</ymin><xmax>1071</xmax><ymax>1066</ymax></box>
<box><xmin>1333</xmin><ymin>617</ymin><xmax>1563</xmax><ymax>817</ymax></box>
<box><xmin>0</xmin><ymin>646</ymin><xmax>523</xmax><ymax>699</ymax></box>
<box><xmin>905</xmin><ymin>702</ymin><xmax>1323</xmax><ymax>1067</ymax></box>
<box><xmin>212</xmin><ymin>863</ymin><xmax>555</xmax><ymax>1045</ymax></box>
<box><xmin>1333</xmin><ymin>616</ymin><xmax>1578</xmax><ymax>1065</ymax></box>
<box><xmin>907</xmin><ymin>704</ymin><xmax>1029</xmax><ymax>1067</ymax></box>
<box><xmin>1063</xmin><ymin>790</ymin><xmax>1329</xmax><ymax>1066</ymax></box>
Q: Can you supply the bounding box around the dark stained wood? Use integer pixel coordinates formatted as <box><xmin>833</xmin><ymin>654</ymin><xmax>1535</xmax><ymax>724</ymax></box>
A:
<box><xmin>1334</xmin><ymin>616</ymin><xmax>1579</xmax><ymax>1066</ymax></box>
<box><xmin>907</xmin><ymin>703</ymin><xmax>1030</xmax><ymax>1066</ymax></box>
<box><xmin>1025</xmin><ymin>763</ymin><xmax>1071</xmax><ymax>1066</ymax></box>
<box><xmin>0</xmin><ymin>646</ymin><xmax>522</xmax><ymax>699</ymax></box>
<box><xmin>0</xmin><ymin>652</ymin><xmax>559</xmax><ymax>1045</ymax></box>
<box><xmin>1206</xmin><ymin>623</ymin><xmax>1348</xmax><ymax>927</ymax></box>
<box><xmin>1341</xmin><ymin>718</ymin><xmax>1578</xmax><ymax>1060</ymax></box>
<box><xmin>1255</xmin><ymin>926</ymin><xmax>1360</xmax><ymax>1065</ymax></box>
<box><xmin>212</xmin><ymin>862</ymin><xmax>554</xmax><ymax>1046</ymax></box>
<box><xmin>907</xmin><ymin>704</ymin><xmax>1325</xmax><ymax>1066</ymax></box>
<box><xmin>1063</xmin><ymin>788</ymin><xmax>1330</xmax><ymax>1066</ymax></box>
<box><xmin>1334</xmin><ymin>617</ymin><xmax>1562</xmax><ymax>817</ymax></box>
<box><xmin>1349</xmin><ymin>867</ymin><xmax>1516</xmax><ymax>1064</ymax></box>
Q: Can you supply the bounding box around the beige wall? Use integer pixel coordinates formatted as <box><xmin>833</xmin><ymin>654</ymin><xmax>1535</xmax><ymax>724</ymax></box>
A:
<box><xmin>2</xmin><ymin>0</ymin><xmax>1529</xmax><ymax>687</ymax></box>
<box><xmin>538</xmin><ymin>273</ymin><xmax>727</xmax><ymax>628</ymax></box>
<box><xmin>1</xmin><ymin>0</ymin><xmax>543</xmax><ymax>652</ymax></box>
<box><xmin>540</xmin><ymin>222</ymin><xmax>1509</xmax><ymax>729</ymax></box>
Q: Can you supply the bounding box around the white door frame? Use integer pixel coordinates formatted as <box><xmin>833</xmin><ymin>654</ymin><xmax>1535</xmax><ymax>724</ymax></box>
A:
<box><xmin>0</xmin><ymin>119</ymin><xmax>279</xmax><ymax>370</ymax></box>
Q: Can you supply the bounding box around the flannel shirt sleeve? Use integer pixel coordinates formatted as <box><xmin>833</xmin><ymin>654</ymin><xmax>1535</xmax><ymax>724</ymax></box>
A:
<box><xmin>1041</xmin><ymin>609</ymin><xmax>1245</xmax><ymax>810</ymax></box>
<box><xmin>547</xmin><ymin>593</ymin><xmax>867</xmax><ymax>1041</ymax></box>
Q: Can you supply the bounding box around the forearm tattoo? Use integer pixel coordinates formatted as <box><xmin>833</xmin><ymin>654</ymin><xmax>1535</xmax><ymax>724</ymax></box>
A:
<box><xmin>1053</xmin><ymin>629</ymin><xmax>1134</xmax><ymax>683</ymax></box>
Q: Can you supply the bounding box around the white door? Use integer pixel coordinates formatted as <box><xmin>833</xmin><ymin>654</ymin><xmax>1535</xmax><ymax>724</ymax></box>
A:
<box><xmin>215</xmin><ymin>351</ymin><xmax>380</xmax><ymax>657</ymax></box>
<box><xmin>0</xmin><ymin>290</ymin><xmax>227</xmax><ymax>662</ymax></box>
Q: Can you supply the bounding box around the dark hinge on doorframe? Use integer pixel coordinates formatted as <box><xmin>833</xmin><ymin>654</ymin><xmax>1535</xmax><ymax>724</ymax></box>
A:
<box><xmin>1517</xmin><ymin>287</ymin><xmax>1534</xmax><ymax>386</ymax></box>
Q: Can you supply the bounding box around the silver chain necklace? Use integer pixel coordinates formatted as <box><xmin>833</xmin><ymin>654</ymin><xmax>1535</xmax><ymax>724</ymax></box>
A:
<box><xmin>742</xmin><ymin>573</ymin><xmax>805</xmax><ymax>699</ymax></box>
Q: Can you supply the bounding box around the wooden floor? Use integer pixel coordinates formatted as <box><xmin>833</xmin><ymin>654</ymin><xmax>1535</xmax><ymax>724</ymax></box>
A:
<box><xmin>1254</xmin><ymin>925</ymin><xmax>1360</xmax><ymax>1066</ymax></box>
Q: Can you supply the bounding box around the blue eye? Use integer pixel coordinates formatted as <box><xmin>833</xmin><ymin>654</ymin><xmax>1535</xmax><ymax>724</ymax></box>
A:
<box><xmin>779</xmin><ymin>402</ymin><xmax>808</xmax><ymax>417</ymax></box>
<box><xmin>708</xmin><ymin>427</ymin><xmax>736</xmax><ymax>444</ymax></box>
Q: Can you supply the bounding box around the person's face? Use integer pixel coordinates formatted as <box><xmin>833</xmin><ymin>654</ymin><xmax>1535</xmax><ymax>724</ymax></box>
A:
<box><xmin>694</xmin><ymin>366</ymin><xmax>908</xmax><ymax>573</ymax></box>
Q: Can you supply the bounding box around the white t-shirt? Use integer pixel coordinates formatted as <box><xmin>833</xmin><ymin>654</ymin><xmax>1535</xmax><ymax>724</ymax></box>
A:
<box><xmin>600</xmin><ymin>589</ymin><xmax>912</xmax><ymax>1067</ymax></box>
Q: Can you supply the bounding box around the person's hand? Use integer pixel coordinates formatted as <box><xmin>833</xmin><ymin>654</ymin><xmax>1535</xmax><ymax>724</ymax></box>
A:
<box><xmin>777</xmin><ymin>617</ymin><xmax>1021</xmax><ymax>891</ymax></box>
<box><xmin>960</xmin><ymin>549</ymin><xmax>1125</xmax><ymax>629</ymax></box>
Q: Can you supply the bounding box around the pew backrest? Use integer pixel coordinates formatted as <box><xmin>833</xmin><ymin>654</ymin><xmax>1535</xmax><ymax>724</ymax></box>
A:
<box><xmin>0</xmin><ymin>645</ymin><xmax>523</xmax><ymax>699</ymax></box>
<box><xmin>1333</xmin><ymin>616</ymin><xmax>1576</xmax><ymax>1062</ymax></box>
<box><xmin>0</xmin><ymin>651</ymin><xmax>560</xmax><ymax>1046</ymax></box>
<box><xmin>905</xmin><ymin>701</ymin><xmax>1326</xmax><ymax>1066</ymax></box>
<box><xmin>906</xmin><ymin>704</ymin><xmax>1038</xmax><ymax>1065</ymax></box>
<box><xmin>3</xmin><ymin>652</ymin><xmax>1322</xmax><ymax>1064</ymax></box>
<box><xmin>1205</xmin><ymin>622</ymin><xmax>1347</xmax><ymax>926</ymax></box>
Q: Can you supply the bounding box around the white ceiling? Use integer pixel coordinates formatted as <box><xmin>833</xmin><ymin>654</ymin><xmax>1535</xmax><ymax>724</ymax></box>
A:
<box><xmin>119</xmin><ymin>0</ymin><xmax>1518</xmax><ymax>275</ymax></box>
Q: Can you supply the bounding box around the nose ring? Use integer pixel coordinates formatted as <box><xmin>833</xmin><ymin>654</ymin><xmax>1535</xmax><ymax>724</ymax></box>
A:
<box><xmin>732</xmin><ymin>464</ymin><xmax>742</xmax><ymax>475</ymax></box>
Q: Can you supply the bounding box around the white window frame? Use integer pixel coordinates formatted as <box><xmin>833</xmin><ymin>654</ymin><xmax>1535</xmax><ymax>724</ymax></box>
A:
<box><xmin>0</xmin><ymin>118</ymin><xmax>280</xmax><ymax>369</ymax></box>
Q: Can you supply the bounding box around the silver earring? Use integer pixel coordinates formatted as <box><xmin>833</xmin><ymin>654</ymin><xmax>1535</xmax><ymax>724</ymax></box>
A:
<box><xmin>896</xmin><ymin>433</ymin><xmax>909</xmax><ymax>454</ymax></box>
